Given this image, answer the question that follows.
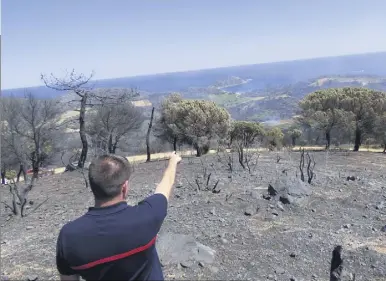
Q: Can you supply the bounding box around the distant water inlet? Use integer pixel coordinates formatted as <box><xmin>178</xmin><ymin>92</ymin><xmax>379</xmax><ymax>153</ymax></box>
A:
<box><xmin>221</xmin><ymin>79</ymin><xmax>263</xmax><ymax>93</ymax></box>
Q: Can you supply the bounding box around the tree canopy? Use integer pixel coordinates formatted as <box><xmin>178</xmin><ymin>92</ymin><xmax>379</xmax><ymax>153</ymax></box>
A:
<box><xmin>156</xmin><ymin>94</ymin><xmax>231</xmax><ymax>156</ymax></box>
<box><xmin>299</xmin><ymin>87</ymin><xmax>386</xmax><ymax>151</ymax></box>
<box><xmin>299</xmin><ymin>88</ymin><xmax>348</xmax><ymax>148</ymax></box>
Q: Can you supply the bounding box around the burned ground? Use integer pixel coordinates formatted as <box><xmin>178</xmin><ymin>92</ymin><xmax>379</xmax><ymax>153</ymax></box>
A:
<box><xmin>1</xmin><ymin>151</ymin><xmax>385</xmax><ymax>281</ymax></box>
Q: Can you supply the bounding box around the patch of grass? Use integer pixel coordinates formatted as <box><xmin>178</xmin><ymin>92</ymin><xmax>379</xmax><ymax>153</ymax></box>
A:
<box><xmin>208</xmin><ymin>93</ymin><xmax>249</xmax><ymax>106</ymax></box>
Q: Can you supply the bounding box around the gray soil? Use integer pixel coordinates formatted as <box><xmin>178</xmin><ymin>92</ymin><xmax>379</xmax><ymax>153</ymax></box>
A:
<box><xmin>1</xmin><ymin>151</ymin><xmax>385</xmax><ymax>281</ymax></box>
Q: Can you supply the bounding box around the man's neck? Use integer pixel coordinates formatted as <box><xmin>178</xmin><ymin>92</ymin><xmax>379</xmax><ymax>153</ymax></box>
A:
<box><xmin>94</xmin><ymin>197</ymin><xmax>125</xmax><ymax>208</ymax></box>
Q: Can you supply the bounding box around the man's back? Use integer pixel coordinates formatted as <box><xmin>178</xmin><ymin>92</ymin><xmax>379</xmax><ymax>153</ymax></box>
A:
<box><xmin>56</xmin><ymin>194</ymin><xmax>167</xmax><ymax>281</ymax></box>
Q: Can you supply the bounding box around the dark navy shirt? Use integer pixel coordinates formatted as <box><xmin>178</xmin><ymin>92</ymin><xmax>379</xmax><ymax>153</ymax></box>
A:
<box><xmin>56</xmin><ymin>194</ymin><xmax>167</xmax><ymax>281</ymax></box>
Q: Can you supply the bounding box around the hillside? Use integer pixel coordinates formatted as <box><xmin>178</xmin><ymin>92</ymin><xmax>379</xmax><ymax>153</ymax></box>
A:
<box><xmin>1</xmin><ymin>152</ymin><xmax>385</xmax><ymax>280</ymax></box>
<box><xmin>20</xmin><ymin>74</ymin><xmax>386</xmax><ymax>134</ymax></box>
<box><xmin>220</xmin><ymin>75</ymin><xmax>386</xmax><ymax>122</ymax></box>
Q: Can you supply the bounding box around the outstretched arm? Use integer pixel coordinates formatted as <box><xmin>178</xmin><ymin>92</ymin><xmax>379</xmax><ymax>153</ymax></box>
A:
<box><xmin>154</xmin><ymin>152</ymin><xmax>181</xmax><ymax>201</ymax></box>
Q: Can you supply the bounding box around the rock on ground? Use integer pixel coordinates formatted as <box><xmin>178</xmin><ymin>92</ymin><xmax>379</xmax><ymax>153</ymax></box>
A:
<box><xmin>268</xmin><ymin>175</ymin><xmax>312</xmax><ymax>205</ymax></box>
<box><xmin>156</xmin><ymin>232</ymin><xmax>216</xmax><ymax>266</ymax></box>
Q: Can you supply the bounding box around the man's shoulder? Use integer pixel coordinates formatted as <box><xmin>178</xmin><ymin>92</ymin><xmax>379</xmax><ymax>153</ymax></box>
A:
<box><xmin>59</xmin><ymin>194</ymin><xmax>168</xmax><ymax>237</ymax></box>
<box><xmin>59</xmin><ymin>214</ymin><xmax>89</xmax><ymax>236</ymax></box>
<box><xmin>137</xmin><ymin>193</ymin><xmax>167</xmax><ymax>209</ymax></box>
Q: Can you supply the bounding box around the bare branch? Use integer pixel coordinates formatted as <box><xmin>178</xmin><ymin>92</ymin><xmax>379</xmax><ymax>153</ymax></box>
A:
<box><xmin>41</xmin><ymin>69</ymin><xmax>94</xmax><ymax>96</ymax></box>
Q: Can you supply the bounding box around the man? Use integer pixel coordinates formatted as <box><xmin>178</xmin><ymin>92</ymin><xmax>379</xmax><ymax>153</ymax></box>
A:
<box><xmin>56</xmin><ymin>152</ymin><xmax>182</xmax><ymax>281</ymax></box>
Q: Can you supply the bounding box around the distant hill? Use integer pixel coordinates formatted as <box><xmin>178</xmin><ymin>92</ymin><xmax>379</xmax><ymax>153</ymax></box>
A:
<box><xmin>223</xmin><ymin>75</ymin><xmax>386</xmax><ymax>124</ymax></box>
<box><xmin>2</xmin><ymin>52</ymin><xmax>386</xmax><ymax>99</ymax></box>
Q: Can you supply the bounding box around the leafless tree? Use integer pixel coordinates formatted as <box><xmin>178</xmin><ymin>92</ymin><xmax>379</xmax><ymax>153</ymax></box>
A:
<box><xmin>146</xmin><ymin>107</ymin><xmax>155</xmax><ymax>162</ymax></box>
<box><xmin>1</xmin><ymin>178</ymin><xmax>35</xmax><ymax>217</ymax></box>
<box><xmin>2</xmin><ymin>93</ymin><xmax>64</xmax><ymax>178</ymax></box>
<box><xmin>87</xmin><ymin>102</ymin><xmax>144</xmax><ymax>154</ymax></box>
<box><xmin>41</xmin><ymin>70</ymin><xmax>139</xmax><ymax>167</ymax></box>
<box><xmin>299</xmin><ymin>148</ymin><xmax>316</xmax><ymax>184</ymax></box>
<box><xmin>186</xmin><ymin>159</ymin><xmax>220</xmax><ymax>193</ymax></box>
<box><xmin>1</xmin><ymin>98</ymin><xmax>29</xmax><ymax>182</ymax></box>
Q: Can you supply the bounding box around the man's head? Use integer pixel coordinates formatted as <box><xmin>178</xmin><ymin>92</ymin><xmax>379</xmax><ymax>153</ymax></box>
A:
<box><xmin>88</xmin><ymin>154</ymin><xmax>132</xmax><ymax>202</ymax></box>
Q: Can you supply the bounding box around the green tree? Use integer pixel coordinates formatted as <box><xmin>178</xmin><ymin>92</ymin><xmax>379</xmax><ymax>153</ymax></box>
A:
<box><xmin>339</xmin><ymin>88</ymin><xmax>386</xmax><ymax>151</ymax></box>
<box><xmin>374</xmin><ymin>112</ymin><xmax>386</xmax><ymax>153</ymax></box>
<box><xmin>266</xmin><ymin>127</ymin><xmax>284</xmax><ymax>150</ymax></box>
<box><xmin>299</xmin><ymin>89</ymin><xmax>347</xmax><ymax>149</ymax></box>
<box><xmin>154</xmin><ymin>93</ymin><xmax>185</xmax><ymax>151</ymax></box>
<box><xmin>288</xmin><ymin>128</ymin><xmax>302</xmax><ymax>147</ymax></box>
<box><xmin>157</xmin><ymin>94</ymin><xmax>231</xmax><ymax>156</ymax></box>
<box><xmin>179</xmin><ymin>100</ymin><xmax>231</xmax><ymax>156</ymax></box>
<box><xmin>230</xmin><ymin>121</ymin><xmax>265</xmax><ymax>169</ymax></box>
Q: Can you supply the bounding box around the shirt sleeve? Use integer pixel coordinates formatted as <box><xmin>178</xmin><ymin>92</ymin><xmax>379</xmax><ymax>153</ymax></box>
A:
<box><xmin>56</xmin><ymin>228</ymin><xmax>77</xmax><ymax>276</ymax></box>
<box><xmin>137</xmin><ymin>193</ymin><xmax>168</xmax><ymax>235</ymax></box>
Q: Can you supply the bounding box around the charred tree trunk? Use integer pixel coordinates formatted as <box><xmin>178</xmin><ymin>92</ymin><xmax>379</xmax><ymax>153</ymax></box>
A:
<box><xmin>383</xmin><ymin>144</ymin><xmax>386</xmax><ymax>153</ymax></box>
<box><xmin>146</xmin><ymin>107</ymin><xmax>155</xmax><ymax>162</ymax></box>
<box><xmin>173</xmin><ymin>136</ymin><xmax>177</xmax><ymax>151</ymax></box>
<box><xmin>111</xmin><ymin>140</ymin><xmax>118</xmax><ymax>154</ymax></box>
<box><xmin>108</xmin><ymin>133</ymin><xmax>114</xmax><ymax>154</ymax></box>
<box><xmin>16</xmin><ymin>164</ymin><xmax>27</xmax><ymax>182</ymax></box>
<box><xmin>353</xmin><ymin>126</ymin><xmax>361</xmax><ymax>152</ymax></box>
<box><xmin>299</xmin><ymin>148</ymin><xmax>305</xmax><ymax>182</ymax></box>
<box><xmin>292</xmin><ymin>136</ymin><xmax>296</xmax><ymax>147</ymax></box>
<box><xmin>32</xmin><ymin>160</ymin><xmax>39</xmax><ymax>179</ymax></box>
<box><xmin>78</xmin><ymin>94</ymin><xmax>88</xmax><ymax>168</ymax></box>
<box><xmin>196</xmin><ymin>146</ymin><xmax>202</xmax><ymax>157</ymax></box>
<box><xmin>330</xmin><ymin>246</ymin><xmax>343</xmax><ymax>281</ymax></box>
<box><xmin>325</xmin><ymin>130</ymin><xmax>331</xmax><ymax>149</ymax></box>
<box><xmin>238</xmin><ymin>147</ymin><xmax>246</xmax><ymax>169</ymax></box>
<box><xmin>31</xmin><ymin>149</ymin><xmax>40</xmax><ymax>179</ymax></box>
<box><xmin>1</xmin><ymin>166</ymin><xmax>6</xmax><ymax>184</ymax></box>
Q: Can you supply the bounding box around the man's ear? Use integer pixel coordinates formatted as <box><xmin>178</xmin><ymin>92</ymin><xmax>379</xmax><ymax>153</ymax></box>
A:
<box><xmin>122</xmin><ymin>180</ymin><xmax>129</xmax><ymax>198</ymax></box>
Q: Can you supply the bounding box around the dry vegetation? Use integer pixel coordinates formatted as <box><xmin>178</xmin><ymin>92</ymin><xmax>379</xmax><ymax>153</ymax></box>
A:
<box><xmin>1</xmin><ymin>151</ymin><xmax>385</xmax><ymax>281</ymax></box>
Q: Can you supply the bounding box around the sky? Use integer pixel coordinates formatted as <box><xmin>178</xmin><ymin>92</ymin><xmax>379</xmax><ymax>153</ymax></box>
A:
<box><xmin>1</xmin><ymin>0</ymin><xmax>386</xmax><ymax>90</ymax></box>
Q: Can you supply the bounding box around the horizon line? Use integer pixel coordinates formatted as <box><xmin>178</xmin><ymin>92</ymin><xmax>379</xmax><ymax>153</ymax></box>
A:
<box><xmin>2</xmin><ymin>50</ymin><xmax>386</xmax><ymax>91</ymax></box>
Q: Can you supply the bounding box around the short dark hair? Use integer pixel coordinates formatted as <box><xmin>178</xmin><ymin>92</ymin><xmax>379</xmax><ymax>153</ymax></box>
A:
<box><xmin>88</xmin><ymin>154</ymin><xmax>132</xmax><ymax>200</ymax></box>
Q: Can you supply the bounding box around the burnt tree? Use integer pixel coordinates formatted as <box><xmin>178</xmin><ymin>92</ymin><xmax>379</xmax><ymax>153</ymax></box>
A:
<box><xmin>329</xmin><ymin>245</ymin><xmax>356</xmax><ymax>281</ymax></box>
<box><xmin>42</xmin><ymin>71</ymin><xmax>93</xmax><ymax>168</ymax></box>
<box><xmin>87</xmin><ymin>99</ymin><xmax>143</xmax><ymax>154</ymax></box>
<box><xmin>299</xmin><ymin>148</ymin><xmax>316</xmax><ymax>184</ymax></box>
<box><xmin>42</xmin><ymin>70</ymin><xmax>138</xmax><ymax>167</ymax></box>
<box><xmin>1</xmin><ymin>98</ymin><xmax>29</xmax><ymax>182</ymax></box>
<box><xmin>1</xmin><ymin>178</ymin><xmax>35</xmax><ymax>217</ymax></box>
<box><xmin>146</xmin><ymin>107</ymin><xmax>155</xmax><ymax>162</ymax></box>
<box><xmin>2</xmin><ymin>93</ymin><xmax>63</xmax><ymax>178</ymax></box>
